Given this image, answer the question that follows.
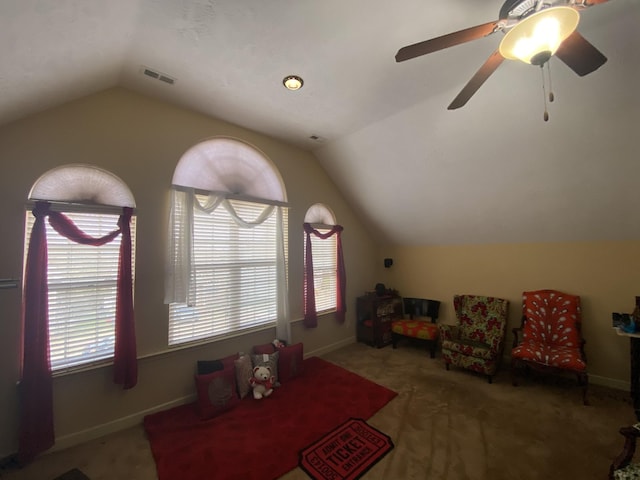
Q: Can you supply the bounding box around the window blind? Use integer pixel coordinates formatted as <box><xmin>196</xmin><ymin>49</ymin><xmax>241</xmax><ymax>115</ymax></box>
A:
<box><xmin>168</xmin><ymin>197</ymin><xmax>288</xmax><ymax>345</ymax></box>
<box><xmin>25</xmin><ymin>210</ymin><xmax>136</xmax><ymax>371</ymax></box>
<box><xmin>307</xmin><ymin>230</ymin><xmax>337</xmax><ymax>313</ymax></box>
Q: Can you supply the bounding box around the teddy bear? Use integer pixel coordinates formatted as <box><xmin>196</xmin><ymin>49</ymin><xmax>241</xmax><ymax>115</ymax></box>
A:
<box><xmin>249</xmin><ymin>365</ymin><xmax>275</xmax><ymax>399</ymax></box>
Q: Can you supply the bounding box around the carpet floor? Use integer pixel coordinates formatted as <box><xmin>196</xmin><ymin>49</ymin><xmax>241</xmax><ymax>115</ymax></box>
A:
<box><xmin>0</xmin><ymin>342</ymin><xmax>634</xmax><ymax>480</ymax></box>
<box><xmin>144</xmin><ymin>357</ymin><xmax>396</xmax><ymax>480</ymax></box>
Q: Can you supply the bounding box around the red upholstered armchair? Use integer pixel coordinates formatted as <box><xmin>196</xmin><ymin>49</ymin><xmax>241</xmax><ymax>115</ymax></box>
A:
<box><xmin>439</xmin><ymin>295</ymin><xmax>509</xmax><ymax>383</ymax></box>
<box><xmin>511</xmin><ymin>289</ymin><xmax>588</xmax><ymax>405</ymax></box>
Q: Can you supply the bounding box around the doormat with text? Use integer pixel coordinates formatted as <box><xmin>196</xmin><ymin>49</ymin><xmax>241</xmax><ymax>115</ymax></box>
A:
<box><xmin>299</xmin><ymin>417</ymin><xmax>394</xmax><ymax>480</ymax></box>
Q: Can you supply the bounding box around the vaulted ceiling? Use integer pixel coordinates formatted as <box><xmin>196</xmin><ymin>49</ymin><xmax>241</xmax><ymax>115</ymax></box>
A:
<box><xmin>2</xmin><ymin>0</ymin><xmax>639</xmax><ymax>245</ymax></box>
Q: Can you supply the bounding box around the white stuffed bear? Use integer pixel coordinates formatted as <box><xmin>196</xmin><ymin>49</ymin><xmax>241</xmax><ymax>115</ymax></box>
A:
<box><xmin>249</xmin><ymin>365</ymin><xmax>274</xmax><ymax>399</ymax></box>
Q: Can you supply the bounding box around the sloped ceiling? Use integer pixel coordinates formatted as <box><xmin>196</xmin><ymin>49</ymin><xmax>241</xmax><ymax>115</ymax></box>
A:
<box><xmin>1</xmin><ymin>0</ymin><xmax>639</xmax><ymax>245</ymax></box>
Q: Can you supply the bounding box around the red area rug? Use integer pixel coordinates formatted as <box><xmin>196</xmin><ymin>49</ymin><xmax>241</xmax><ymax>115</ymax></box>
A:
<box><xmin>299</xmin><ymin>418</ymin><xmax>394</xmax><ymax>480</ymax></box>
<box><xmin>143</xmin><ymin>357</ymin><xmax>397</xmax><ymax>480</ymax></box>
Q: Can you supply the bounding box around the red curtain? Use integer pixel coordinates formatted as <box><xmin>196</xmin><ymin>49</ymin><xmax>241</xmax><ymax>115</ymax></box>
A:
<box><xmin>19</xmin><ymin>202</ymin><xmax>54</xmax><ymax>464</ymax></box>
<box><xmin>113</xmin><ymin>209</ymin><xmax>137</xmax><ymax>389</ymax></box>
<box><xmin>303</xmin><ymin>223</ymin><xmax>346</xmax><ymax>328</ymax></box>
<box><xmin>18</xmin><ymin>202</ymin><xmax>137</xmax><ymax>463</ymax></box>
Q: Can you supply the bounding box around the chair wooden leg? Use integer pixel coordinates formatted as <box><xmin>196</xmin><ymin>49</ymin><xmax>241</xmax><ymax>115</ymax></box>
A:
<box><xmin>445</xmin><ymin>362</ymin><xmax>450</xmax><ymax>371</ymax></box>
<box><xmin>579</xmin><ymin>372</ymin><xmax>589</xmax><ymax>406</ymax></box>
<box><xmin>511</xmin><ymin>360</ymin><xmax>520</xmax><ymax>386</ymax></box>
<box><xmin>487</xmin><ymin>375</ymin><xmax>493</xmax><ymax>384</ymax></box>
<box><xmin>610</xmin><ymin>426</ymin><xmax>640</xmax><ymax>478</ymax></box>
<box><xmin>428</xmin><ymin>340</ymin><xmax>436</xmax><ymax>359</ymax></box>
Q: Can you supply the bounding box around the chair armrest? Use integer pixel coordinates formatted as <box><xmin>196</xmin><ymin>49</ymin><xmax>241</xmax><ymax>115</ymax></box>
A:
<box><xmin>438</xmin><ymin>324</ymin><xmax>459</xmax><ymax>342</ymax></box>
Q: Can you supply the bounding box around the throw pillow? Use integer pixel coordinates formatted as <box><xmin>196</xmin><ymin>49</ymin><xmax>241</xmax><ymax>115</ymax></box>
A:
<box><xmin>196</xmin><ymin>360</ymin><xmax>223</xmax><ymax>375</ymax></box>
<box><xmin>277</xmin><ymin>343</ymin><xmax>304</xmax><ymax>383</ymax></box>
<box><xmin>195</xmin><ymin>366</ymin><xmax>240</xmax><ymax>419</ymax></box>
<box><xmin>234</xmin><ymin>354</ymin><xmax>253</xmax><ymax>399</ymax></box>
<box><xmin>251</xmin><ymin>351</ymin><xmax>280</xmax><ymax>387</ymax></box>
<box><xmin>253</xmin><ymin>343</ymin><xmax>276</xmax><ymax>355</ymax></box>
<box><xmin>197</xmin><ymin>353</ymin><xmax>238</xmax><ymax>375</ymax></box>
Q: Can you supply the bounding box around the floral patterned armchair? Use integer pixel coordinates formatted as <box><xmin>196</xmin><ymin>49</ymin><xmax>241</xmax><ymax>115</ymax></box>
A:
<box><xmin>439</xmin><ymin>295</ymin><xmax>510</xmax><ymax>383</ymax></box>
<box><xmin>511</xmin><ymin>289</ymin><xmax>588</xmax><ymax>405</ymax></box>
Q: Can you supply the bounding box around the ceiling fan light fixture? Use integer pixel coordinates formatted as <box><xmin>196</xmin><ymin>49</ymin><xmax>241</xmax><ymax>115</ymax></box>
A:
<box><xmin>282</xmin><ymin>75</ymin><xmax>304</xmax><ymax>91</ymax></box>
<box><xmin>499</xmin><ymin>6</ymin><xmax>580</xmax><ymax>65</ymax></box>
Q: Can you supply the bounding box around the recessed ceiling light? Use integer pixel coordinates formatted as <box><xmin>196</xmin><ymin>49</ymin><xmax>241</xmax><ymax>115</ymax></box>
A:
<box><xmin>283</xmin><ymin>75</ymin><xmax>304</xmax><ymax>91</ymax></box>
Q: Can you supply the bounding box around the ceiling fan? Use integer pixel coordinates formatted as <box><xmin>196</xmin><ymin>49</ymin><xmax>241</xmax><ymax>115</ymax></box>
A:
<box><xmin>395</xmin><ymin>0</ymin><xmax>610</xmax><ymax>110</ymax></box>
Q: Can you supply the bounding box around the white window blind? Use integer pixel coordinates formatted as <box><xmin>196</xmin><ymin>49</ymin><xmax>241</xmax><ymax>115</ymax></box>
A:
<box><xmin>306</xmin><ymin>229</ymin><xmax>337</xmax><ymax>313</ymax></box>
<box><xmin>24</xmin><ymin>210</ymin><xmax>136</xmax><ymax>371</ymax></box>
<box><xmin>168</xmin><ymin>196</ymin><xmax>288</xmax><ymax>345</ymax></box>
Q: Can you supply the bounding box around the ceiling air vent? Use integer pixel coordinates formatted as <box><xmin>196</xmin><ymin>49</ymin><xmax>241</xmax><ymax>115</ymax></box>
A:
<box><xmin>309</xmin><ymin>135</ymin><xmax>326</xmax><ymax>143</ymax></box>
<box><xmin>141</xmin><ymin>66</ymin><xmax>176</xmax><ymax>85</ymax></box>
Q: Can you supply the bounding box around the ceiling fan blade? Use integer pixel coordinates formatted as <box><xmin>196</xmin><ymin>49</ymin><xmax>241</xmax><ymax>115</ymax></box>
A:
<box><xmin>448</xmin><ymin>50</ymin><xmax>504</xmax><ymax>110</ymax></box>
<box><xmin>555</xmin><ymin>31</ymin><xmax>607</xmax><ymax>77</ymax></box>
<box><xmin>395</xmin><ymin>21</ymin><xmax>500</xmax><ymax>62</ymax></box>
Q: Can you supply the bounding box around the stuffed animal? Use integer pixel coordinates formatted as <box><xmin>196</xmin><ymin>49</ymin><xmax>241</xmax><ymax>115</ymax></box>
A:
<box><xmin>272</xmin><ymin>338</ymin><xmax>287</xmax><ymax>349</ymax></box>
<box><xmin>249</xmin><ymin>365</ymin><xmax>274</xmax><ymax>399</ymax></box>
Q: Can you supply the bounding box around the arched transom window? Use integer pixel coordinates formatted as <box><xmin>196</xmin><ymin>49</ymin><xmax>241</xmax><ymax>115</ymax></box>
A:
<box><xmin>166</xmin><ymin>137</ymin><xmax>290</xmax><ymax>345</ymax></box>
<box><xmin>24</xmin><ymin>164</ymin><xmax>137</xmax><ymax>373</ymax></box>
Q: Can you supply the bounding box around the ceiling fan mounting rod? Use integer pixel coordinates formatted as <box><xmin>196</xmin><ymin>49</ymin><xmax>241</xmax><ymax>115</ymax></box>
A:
<box><xmin>534</xmin><ymin>0</ymin><xmax>546</xmax><ymax>13</ymax></box>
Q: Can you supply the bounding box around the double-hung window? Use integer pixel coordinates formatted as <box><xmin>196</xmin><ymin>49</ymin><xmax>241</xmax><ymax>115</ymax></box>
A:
<box><xmin>305</xmin><ymin>227</ymin><xmax>337</xmax><ymax>313</ymax></box>
<box><xmin>168</xmin><ymin>193</ymin><xmax>288</xmax><ymax>344</ymax></box>
<box><xmin>23</xmin><ymin>164</ymin><xmax>137</xmax><ymax>373</ymax></box>
<box><xmin>25</xmin><ymin>208</ymin><xmax>135</xmax><ymax>370</ymax></box>
<box><xmin>302</xmin><ymin>203</ymin><xmax>346</xmax><ymax>327</ymax></box>
<box><xmin>166</xmin><ymin>138</ymin><xmax>290</xmax><ymax>346</ymax></box>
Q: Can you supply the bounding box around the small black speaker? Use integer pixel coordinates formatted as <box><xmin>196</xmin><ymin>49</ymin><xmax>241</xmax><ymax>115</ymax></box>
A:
<box><xmin>384</xmin><ymin>258</ymin><xmax>393</xmax><ymax>268</ymax></box>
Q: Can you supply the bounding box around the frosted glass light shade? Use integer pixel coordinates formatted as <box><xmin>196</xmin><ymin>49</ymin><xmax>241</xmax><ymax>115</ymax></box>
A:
<box><xmin>499</xmin><ymin>7</ymin><xmax>579</xmax><ymax>65</ymax></box>
<box><xmin>29</xmin><ymin>164</ymin><xmax>136</xmax><ymax>207</ymax></box>
<box><xmin>172</xmin><ymin>137</ymin><xmax>287</xmax><ymax>203</ymax></box>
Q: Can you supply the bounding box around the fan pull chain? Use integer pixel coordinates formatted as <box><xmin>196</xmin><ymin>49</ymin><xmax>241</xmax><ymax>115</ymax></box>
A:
<box><xmin>540</xmin><ymin>65</ymin><xmax>549</xmax><ymax>122</ymax></box>
<box><xmin>546</xmin><ymin>61</ymin><xmax>554</xmax><ymax>103</ymax></box>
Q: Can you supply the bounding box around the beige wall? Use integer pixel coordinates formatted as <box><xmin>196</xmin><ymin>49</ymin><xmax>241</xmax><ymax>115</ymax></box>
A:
<box><xmin>0</xmin><ymin>88</ymin><xmax>378</xmax><ymax>457</ymax></box>
<box><xmin>376</xmin><ymin>242</ymin><xmax>639</xmax><ymax>386</ymax></box>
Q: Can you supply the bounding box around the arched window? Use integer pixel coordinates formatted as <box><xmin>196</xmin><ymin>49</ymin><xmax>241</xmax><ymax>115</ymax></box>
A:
<box><xmin>165</xmin><ymin>137</ymin><xmax>290</xmax><ymax>345</ymax></box>
<box><xmin>25</xmin><ymin>164</ymin><xmax>137</xmax><ymax>372</ymax></box>
<box><xmin>304</xmin><ymin>204</ymin><xmax>338</xmax><ymax>313</ymax></box>
<box><xmin>303</xmin><ymin>204</ymin><xmax>346</xmax><ymax>328</ymax></box>
<box><xmin>20</xmin><ymin>164</ymin><xmax>137</xmax><ymax>462</ymax></box>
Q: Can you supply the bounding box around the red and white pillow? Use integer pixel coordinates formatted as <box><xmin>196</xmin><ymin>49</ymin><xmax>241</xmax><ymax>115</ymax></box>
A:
<box><xmin>194</xmin><ymin>365</ymin><xmax>240</xmax><ymax>419</ymax></box>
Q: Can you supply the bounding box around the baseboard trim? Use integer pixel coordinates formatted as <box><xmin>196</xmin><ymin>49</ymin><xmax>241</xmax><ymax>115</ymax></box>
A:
<box><xmin>51</xmin><ymin>338</ymin><xmax>357</xmax><ymax>453</ymax></box>
<box><xmin>50</xmin><ymin>394</ymin><xmax>196</xmax><ymax>453</ymax></box>
<box><xmin>28</xmin><ymin>337</ymin><xmax>357</xmax><ymax>456</ymax></box>
<box><xmin>590</xmin><ymin>374</ymin><xmax>629</xmax><ymax>391</ymax></box>
<box><xmin>304</xmin><ymin>336</ymin><xmax>356</xmax><ymax>359</ymax></box>
<box><xmin>31</xmin><ymin>338</ymin><xmax>629</xmax><ymax>458</ymax></box>
<box><xmin>503</xmin><ymin>354</ymin><xmax>629</xmax><ymax>392</ymax></box>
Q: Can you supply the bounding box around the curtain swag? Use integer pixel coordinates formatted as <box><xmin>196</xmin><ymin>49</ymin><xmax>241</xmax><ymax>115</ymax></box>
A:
<box><xmin>303</xmin><ymin>222</ymin><xmax>346</xmax><ymax>328</ymax></box>
<box><xmin>19</xmin><ymin>201</ymin><xmax>137</xmax><ymax>464</ymax></box>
